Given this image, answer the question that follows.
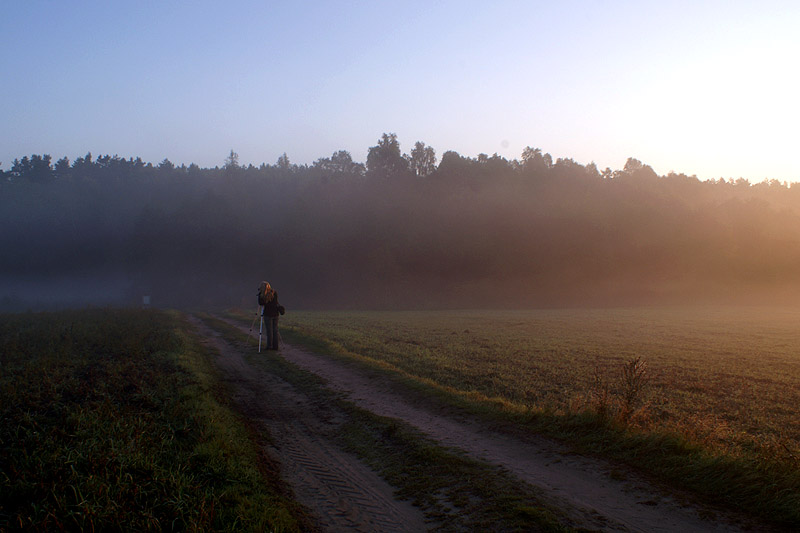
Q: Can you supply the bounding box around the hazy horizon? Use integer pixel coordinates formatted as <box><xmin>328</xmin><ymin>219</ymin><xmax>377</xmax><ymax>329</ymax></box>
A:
<box><xmin>4</xmin><ymin>145</ymin><xmax>800</xmax><ymax>312</ymax></box>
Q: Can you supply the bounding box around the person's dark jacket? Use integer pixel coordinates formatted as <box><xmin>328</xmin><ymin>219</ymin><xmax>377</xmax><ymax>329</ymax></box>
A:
<box><xmin>263</xmin><ymin>291</ymin><xmax>284</xmax><ymax>318</ymax></box>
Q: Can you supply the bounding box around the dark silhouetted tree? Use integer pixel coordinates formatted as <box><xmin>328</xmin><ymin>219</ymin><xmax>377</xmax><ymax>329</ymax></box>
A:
<box><xmin>313</xmin><ymin>150</ymin><xmax>365</xmax><ymax>177</ymax></box>
<box><xmin>622</xmin><ymin>157</ymin><xmax>658</xmax><ymax>182</ymax></box>
<box><xmin>437</xmin><ymin>150</ymin><xmax>472</xmax><ymax>178</ymax></box>
<box><xmin>408</xmin><ymin>141</ymin><xmax>436</xmax><ymax>177</ymax></box>
<box><xmin>29</xmin><ymin>154</ymin><xmax>53</xmax><ymax>183</ymax></box>
<box><xmin>367</xmin><ymin>133</ymin><xmax>408</xmax><ymax>178</ymax></box>
<box><xmin>11</xmin><ymin>156</ymin><xmax>32</xmax><ymax>179</ymax></box>
<box><xmin>521</xmin><ymin>146</ymin><xmax>550</xmax><ymax>177</ymax></box>
<box><xmin>71</xmin><ymin>152</ymin><xmax>94</xmax><ymax>180</ymax></box>
<box><xmin>7</xmin><ymin>154</ymin><xmax>53</xmax><ymax>182</ymax></box>
<box><xmin>276</xmin><ymin>152</ymin><xmax>292</xmax><ymax>170</ymax></box>
<box><xmin>54</xmin><ymin>157</ymin><xmax>71</xmax><ymax>179</ymax></box>
<box><xmin>224</xmin><ymin>150</ymin><xmax>240</xmax><ymax>169</ymax></box>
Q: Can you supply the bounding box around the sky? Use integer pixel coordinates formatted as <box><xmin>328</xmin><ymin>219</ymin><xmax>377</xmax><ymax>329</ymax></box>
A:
<box><xmin>2</xmin><ymin>0</ymin><xmax>799</xmax><ymax>182</ymax></box>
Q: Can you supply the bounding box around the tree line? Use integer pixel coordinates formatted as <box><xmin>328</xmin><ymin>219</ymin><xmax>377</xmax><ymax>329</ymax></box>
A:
<box><xmin>3</xmin><ymin>134</ymin><xmax>800</xmax><ymax>310</ymax></box>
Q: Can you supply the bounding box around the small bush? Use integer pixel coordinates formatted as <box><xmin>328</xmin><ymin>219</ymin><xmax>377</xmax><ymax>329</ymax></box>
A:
<box><xmin>589</xmin><ymin>356</ymin><xmax>649</xmax><ymax>425</ymax></box>
<box><xmin>620</xmin><ymin>356</ymin><xmax>649</xmax><ymax>422</ymax></box>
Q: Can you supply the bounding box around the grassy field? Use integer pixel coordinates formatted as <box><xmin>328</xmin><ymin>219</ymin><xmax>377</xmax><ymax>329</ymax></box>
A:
<box><xmin>6</xmin><ymin>306</ymin><xmax>799</xmax><ymax>529</ymax></box>
<box><xmin>0</xmin><ymin>309</ymin><xmax>308</xmax><ymax>531</ymax></box>
<box><xmin>260</xmin><ymin>306</ymin><xmax>800</xmax><ymax>526</ymax></box>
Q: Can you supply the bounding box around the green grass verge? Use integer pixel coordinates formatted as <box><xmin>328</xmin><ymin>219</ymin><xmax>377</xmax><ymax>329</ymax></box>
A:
<box><xmin>225</xmin><ymin>308</ymin><xmax>800</xmax><ymax>530</ymax></box>
<box><xmin>0</xmin><ymin>308</ymin><xmax>308</xmax><ymax>532</ymax></box>
<box><xmin>201</xmin><ymin>313</ymin><xmax>577</xmax><ymax>532</ymax></box>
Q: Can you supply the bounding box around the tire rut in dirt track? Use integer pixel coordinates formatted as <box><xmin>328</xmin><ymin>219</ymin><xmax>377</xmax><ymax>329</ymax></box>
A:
<box><xmin>188</xmin><ymin>316</ymin><xmax>427</xmax><ymax>533</ymax></box>
<box><xmin>218</xmin><ymin>316</ymin><xmax>774</xmax><ymax>533</ymax></box>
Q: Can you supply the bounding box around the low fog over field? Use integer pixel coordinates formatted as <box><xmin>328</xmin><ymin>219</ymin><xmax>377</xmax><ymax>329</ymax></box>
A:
<box><xmin>3</xmin><ymin>138</ymin><xmax>800</xmax><ymax>311</ymax></box>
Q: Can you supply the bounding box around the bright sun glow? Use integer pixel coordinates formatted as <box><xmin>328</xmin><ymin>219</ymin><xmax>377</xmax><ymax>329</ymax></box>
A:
<box><xmin>622</xmin><ymin>26</ymin><xmax>800</xmax><ymax>180</ymax></box>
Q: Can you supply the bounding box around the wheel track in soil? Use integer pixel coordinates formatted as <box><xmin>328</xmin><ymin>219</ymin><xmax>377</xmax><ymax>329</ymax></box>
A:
<box><xmin>189</xmin><ymin>316</ymin><xmax>427</xmax><ymax>533</ymax></box>
<box><xmin>215</xmin><ymin>315</ymin><xmax>777</xmax><ymax>533</ymax></box>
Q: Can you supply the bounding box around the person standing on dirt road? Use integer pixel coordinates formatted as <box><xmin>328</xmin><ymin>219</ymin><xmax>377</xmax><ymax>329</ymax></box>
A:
<box><xmin>259</xmin><ymin>281</ymin><xmax>285</xmax><ymax>350</ymax></box>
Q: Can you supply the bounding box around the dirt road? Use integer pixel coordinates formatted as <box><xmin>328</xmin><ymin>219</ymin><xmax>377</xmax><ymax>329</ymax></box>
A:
<box><xmin>191</xmin><ymin>316</ymin><xmax>427</xmax><ymax>532</ymax></box>
<box><xmin>193</xmin><ymin>316</ymin><xmax>769</xmax><ymax>532</ymax></box>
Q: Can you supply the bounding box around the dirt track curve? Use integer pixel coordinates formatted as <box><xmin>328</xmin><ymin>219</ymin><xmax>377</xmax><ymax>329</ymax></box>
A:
<box><xmin>192</xmin><ymin>315</ymin><xmax>771</xmax><ymax>532</ymax></box>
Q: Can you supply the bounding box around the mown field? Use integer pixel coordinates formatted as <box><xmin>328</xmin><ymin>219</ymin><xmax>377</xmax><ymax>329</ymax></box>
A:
<box><xmin>0</xmin><ymin>309</ymin><xmax>308</xmax><ymax>531</ymax></box>
<box><xmin>269</xmin><ymin>306</ymin><xmax>800</xmax><ymax>526</ymax></box>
